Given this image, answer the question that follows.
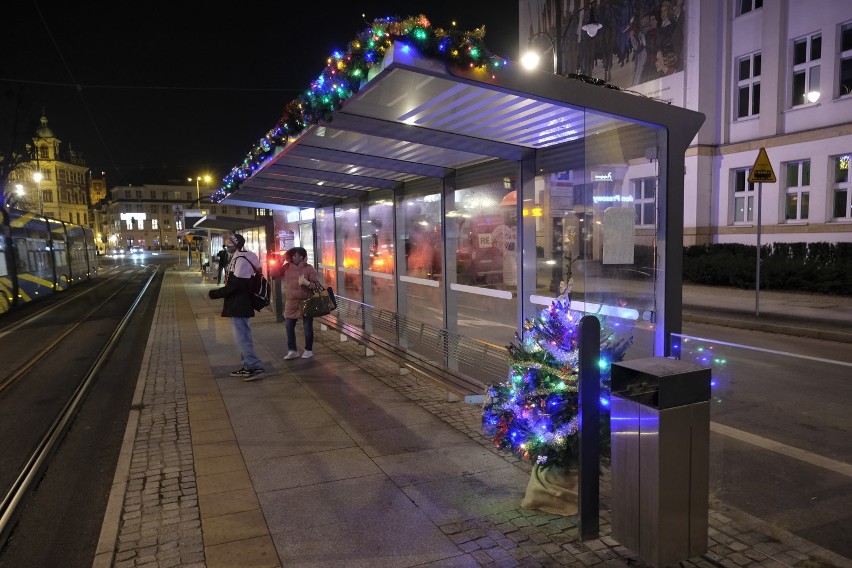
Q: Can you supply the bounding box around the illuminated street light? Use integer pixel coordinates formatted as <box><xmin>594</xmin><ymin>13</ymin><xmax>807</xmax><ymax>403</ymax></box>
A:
<box><xmin>190</xmin><ymin>174</ymin><xmax>212</xmax><ymax>204</ymax></box>
<box><xmin>521</xmin><ymin>1</ymin><xmax>603</xmax><ymax>74</ymax></box>
<box><xmin>33</xmin><ymin>171</ymin><xmax>43</xmax><ymax>216</ymax></box>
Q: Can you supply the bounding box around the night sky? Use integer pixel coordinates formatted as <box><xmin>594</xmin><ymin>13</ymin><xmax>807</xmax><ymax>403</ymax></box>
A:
<box><xmin>3</xmin><ymin>1</ymin><xmax>519</xmax><ymax>188</ymax></box>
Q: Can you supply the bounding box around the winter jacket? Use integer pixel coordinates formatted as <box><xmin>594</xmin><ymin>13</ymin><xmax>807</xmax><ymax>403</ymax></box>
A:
<box><xmin>208</xmin><ymin>251</ymin><xmax>259</xmax><ymax>318</ymax></box>
<box><xmin>279</xmin><ymin>261</ymin><xmax>320</xmax><ymax>319</ymax></box>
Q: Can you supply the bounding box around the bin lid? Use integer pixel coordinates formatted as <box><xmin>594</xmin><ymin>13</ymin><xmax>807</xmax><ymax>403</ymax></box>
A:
<box><xmin>611</xmin><ymin>357</ymin><xmax>711</xmax><ymax>409</ymax></box>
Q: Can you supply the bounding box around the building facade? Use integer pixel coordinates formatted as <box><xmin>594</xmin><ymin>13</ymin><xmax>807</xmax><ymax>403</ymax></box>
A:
<box><xmin>7</xmin><ymin>115</ymin><xmax>91</xmax><ymax>225</ymax></box>
<box><xmin>88</xmin><ymin>173</ymin><xmax>109</xmax><ymax>253</ymax></box>
<box><xmin>105</xmin><ymin>183</ymin><xmax>269</xmax><ymax>255</ymax></box>
<box><xmin>519</xmin><ymin>0</ymin><xmax>852</xmax><ymax>246</ymax></box>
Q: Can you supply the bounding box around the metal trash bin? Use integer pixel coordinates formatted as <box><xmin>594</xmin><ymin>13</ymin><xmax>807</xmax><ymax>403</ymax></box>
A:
<box><xmin>610</xmin><ymin>357</ymin><xmax>711</xmax><ymax>568</ymax></box>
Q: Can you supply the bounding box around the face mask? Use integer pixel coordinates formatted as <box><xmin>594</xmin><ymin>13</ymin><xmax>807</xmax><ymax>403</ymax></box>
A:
<box><xmin>226</xmin><ymin>246</ymin><xmax>236</xmax><ymax>253</ymax></box>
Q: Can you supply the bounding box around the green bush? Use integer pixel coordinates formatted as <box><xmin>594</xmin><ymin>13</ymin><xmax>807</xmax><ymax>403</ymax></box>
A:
<box><xmin>683</xmin><ymin>242</ymin><xmax>852</xmax><ymax>296</ymax></box>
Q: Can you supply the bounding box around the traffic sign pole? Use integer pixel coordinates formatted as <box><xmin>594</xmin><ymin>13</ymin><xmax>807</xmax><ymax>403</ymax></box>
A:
<box><xmin>748</xmin><ymin>148</ymin><xmax>776</xmax><ymax>316</ymax></box>
<box><xmin>756</xmin><ymin>183</ymin><xmax>762</xmax><ymax>316</ymax></box>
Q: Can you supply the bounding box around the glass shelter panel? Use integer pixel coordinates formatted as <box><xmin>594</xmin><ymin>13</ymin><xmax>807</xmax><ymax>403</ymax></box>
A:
<box><xmin>397</xmin><ymin>183</ymin><xmax>444</xmax><ymax>362</ymax></box>
<box><xmin>362</xmin><ymin>191</ymin><xmax>396</xmax><ymax>342</ymax></box>
<box><xmin>335</xmin><ymin>202</ymin><xmax>362</xmax><ymax>301</ymax></box>
<box><xmin>315</xmin><ymin>207</ymin><xmax>336</xmax><ymax>291</ymax></box>
<box><xmin>533</xmin><ymin>112</ymin><xmax>664</xmax><ymax>361</ymax></box>
<box><xmin>448</xmin><ymin>168</ymin><xmax>519</xmax><ymax>349</ymax></box>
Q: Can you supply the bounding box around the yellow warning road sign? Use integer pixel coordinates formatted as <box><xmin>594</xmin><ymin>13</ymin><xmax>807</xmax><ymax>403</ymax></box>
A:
<box><xmin>749</xmin><ymin>147</ymin><xmax>776</xmax><ymax>183</ymax></box>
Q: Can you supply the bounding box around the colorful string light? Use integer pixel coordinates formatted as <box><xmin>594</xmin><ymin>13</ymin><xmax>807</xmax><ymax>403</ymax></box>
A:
<box><xmin>212</xmin><ymin>14</ymin><xmax>508</xmax><ymax>201</ymax></box>
<box><xmin>482</xmin><ymin>287</ymin><xmax>633</xmax><ymax>469</ymax></box>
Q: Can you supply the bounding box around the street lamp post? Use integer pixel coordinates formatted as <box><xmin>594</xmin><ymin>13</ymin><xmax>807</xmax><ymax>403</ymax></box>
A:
<box><xmin>32</xmin><ymin>171</ymin><xmax>43</xmax><ymax>216</ymax></box>
<box><xmin>521</xmin><ymin>0</ymin><xmax>602</xmax><ymax>75</ymax></box>
<box><xmin>189</xmin><ymin>175</ymin><xmax>212</xmax><ymax>271</ymax></box>
<box><xmin>190</xmin><ymin>175</ymin><xmax>212</xmax><ymax>205</ymax></box>
<box><xmin>13</xmin><ymin>184</ymin><xmax>25</xmax><ymax>208</ymax></box>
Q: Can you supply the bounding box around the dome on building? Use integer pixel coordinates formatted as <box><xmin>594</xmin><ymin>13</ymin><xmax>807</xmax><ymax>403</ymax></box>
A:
<box><xmin>35</xmin><ymin>114</ymin><xmax>55</xmax><ymax>139</ymax></box>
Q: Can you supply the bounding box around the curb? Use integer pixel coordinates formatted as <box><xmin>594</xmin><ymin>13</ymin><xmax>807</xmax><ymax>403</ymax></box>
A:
<box><xmin>683</xmin><ymin>311</ymin><xmax>852</xmax><ymax>344</ymax></box>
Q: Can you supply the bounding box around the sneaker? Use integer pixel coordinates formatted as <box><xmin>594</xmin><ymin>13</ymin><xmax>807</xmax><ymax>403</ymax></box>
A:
<box><xmin>230</xmin><ymin>367</ymin><xmax>250</xmax><ymax>377</ymax></box>
<box><xmin>301</xmin><ymin>350</ymin><xmax>314</xmax><ymax>359</ymax></box>
<box><xmin>283</xmin><ymin>351</ymin><xmax>299</xmax><ymax>360</ymax></box>
<box><xmin>241</xmin><ymin>368</ymin><xmax>265</xmax><ymax>382</ymax></box>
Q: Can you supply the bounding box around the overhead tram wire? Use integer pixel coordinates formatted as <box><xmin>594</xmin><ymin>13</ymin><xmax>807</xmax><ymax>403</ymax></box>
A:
<box><xmin>26</xmin><ymin>0</ymin><xmax>302</xmax><ymax>185</ymax></box>
<box><xmin>0</xmin><ymin>78</ymin><xmax>301</xmax><ymax>93</ymax></box>
<box><xmin>31</xmin><ymin>0</ymin><xmax>125</xmax><ymax>182</ymax></box>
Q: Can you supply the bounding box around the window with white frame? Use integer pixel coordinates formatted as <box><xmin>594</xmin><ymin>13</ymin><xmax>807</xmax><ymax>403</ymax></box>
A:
<box><xmin>152</xmin><ymin>219</ymin><xmax>159</xmax><ymax>230</ymax></box>
<box><xmin>733</xmin><ymin>168</ymin><xmax>755</xmax><ymax>223</ymax></box>
<box><xmin>784</xmin><ymin>159</ymin><xmax>810</xmax><ymax>221</ymax></box>
<box><xmin>633</xmin><ymin>177</ymin><xmax>656</xmax><ymax>226</ymax></box>
<box><xmin>792</xmin><ymin>33</ymin><xmax>821</xmax><ymax>106</ymax></box>
<box><xmin>737</xmin><ymin>0</ymin><xmax>762</xmax><ymax>16</ymax></box>
<box><xmin>840</xmin><ymin>22</ymin><xmax>852</xmax><ymax>98</ymax></box>
<box><xmin>736</xmin><ymin>52</ymin><xmax>761</xmax><ymax>118</ymax></box>
<box><xmin>833</xmin><ymin>155</ymin><xmax>851</xmax><ymax>219</ymax></box>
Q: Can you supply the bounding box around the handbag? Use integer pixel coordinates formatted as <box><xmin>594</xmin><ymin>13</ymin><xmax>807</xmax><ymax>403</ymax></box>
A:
<box><xmin>300</xmin><ymin>284</ymin><xmax>337</xmax><ymax>317</ymax></box>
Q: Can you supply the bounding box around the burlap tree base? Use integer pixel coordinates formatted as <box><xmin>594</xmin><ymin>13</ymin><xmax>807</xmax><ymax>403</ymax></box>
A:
<box><xmin>520</xmin><ymin>464</ymin><xmax>578</xmax><ymax>516</ymax></box>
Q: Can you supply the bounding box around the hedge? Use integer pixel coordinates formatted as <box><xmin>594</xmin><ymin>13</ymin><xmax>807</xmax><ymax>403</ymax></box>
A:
<box><xmin>683</xmin><ymin>242</ymin><xmax>852</xmax><ymax>296</ymax></box>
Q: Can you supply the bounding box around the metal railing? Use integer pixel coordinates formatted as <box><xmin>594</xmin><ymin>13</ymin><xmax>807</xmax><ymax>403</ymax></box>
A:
<box><xmin>331</xmin><ymin>296</ymin><xmax>508</xmax><ymax>392</ymax></box>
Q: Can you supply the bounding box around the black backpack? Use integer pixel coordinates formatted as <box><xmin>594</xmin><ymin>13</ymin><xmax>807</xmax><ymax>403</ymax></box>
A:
<box><xmin>239</xmin><ymin>256</ymin><xmax>272</xmax><ymax>311</ymax></box>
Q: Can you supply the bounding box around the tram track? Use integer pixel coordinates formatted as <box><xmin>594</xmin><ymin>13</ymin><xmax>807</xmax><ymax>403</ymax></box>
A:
<box><xmin>0</xmin><ymin>274</ymin><xmax>129</xmax><ymax>396</ymax></box>
<box><xmin>0</xmin><ymin>266</ymin><xmax>159</xmax><ymax>550</ymax></box>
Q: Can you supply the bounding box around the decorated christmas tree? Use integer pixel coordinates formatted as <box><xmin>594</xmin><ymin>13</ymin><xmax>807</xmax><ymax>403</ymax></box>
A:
<box><xmin>482</xmin><ymin>282</ymin><xmax>633</xmax><ymax>471</ymax></box>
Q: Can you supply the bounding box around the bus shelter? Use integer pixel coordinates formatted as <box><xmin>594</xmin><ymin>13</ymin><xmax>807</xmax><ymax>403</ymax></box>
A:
<box><xmin>220</xmin><ymin>41</ymin><xmax>704</xmax><ymax>387</ymax></box>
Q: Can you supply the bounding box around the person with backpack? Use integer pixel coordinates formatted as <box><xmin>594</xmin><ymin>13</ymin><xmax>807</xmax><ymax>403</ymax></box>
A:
<box><xmin>279</xmin><ymin>246</ymin><xmax>320</xmax><ymax>359</ymax></box>
<box><xmin>208</xmin><ymin>233</ymin><xmax>265</xmax><ymax>380</ymax></box>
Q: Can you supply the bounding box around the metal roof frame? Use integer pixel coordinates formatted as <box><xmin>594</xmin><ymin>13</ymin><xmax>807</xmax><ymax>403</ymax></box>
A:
<box><xmin>225</xmin><ymin>43</ymin><xmax>702</xmax><ymax>212</ymax></box>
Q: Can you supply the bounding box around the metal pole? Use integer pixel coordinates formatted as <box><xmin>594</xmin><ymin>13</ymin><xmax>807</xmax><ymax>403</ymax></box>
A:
<box><xmin>554</xmin><ymin>0</ymin><xmax>562</xmax><ymax>75</ymax></box>
<box><xmin>755</xmin><ymin>182</ymin><xmax>762</xmax><ymax>316</ymax></box>
<box><xmin>578</xmin><ymin>314</ymin><xmax>600</xmax><ymax>540</ymax></box>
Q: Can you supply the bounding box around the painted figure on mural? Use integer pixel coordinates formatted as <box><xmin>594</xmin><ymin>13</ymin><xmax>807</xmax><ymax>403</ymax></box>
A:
<box><xmin>654</xmin><ymin>43</ymin><xmax>679</xmax><ymax>77</ymax></box>
<box><xmin>520</xmin><ymin>0</ymin><xmax>687</xmax><ymax>87</ymax></box>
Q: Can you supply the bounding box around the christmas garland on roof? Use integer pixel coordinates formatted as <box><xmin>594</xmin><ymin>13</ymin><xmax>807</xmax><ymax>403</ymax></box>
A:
<box><xmin>212</xmin><ymin>14</ymin><xmax>506</xmax><ymax>202</ymax></box>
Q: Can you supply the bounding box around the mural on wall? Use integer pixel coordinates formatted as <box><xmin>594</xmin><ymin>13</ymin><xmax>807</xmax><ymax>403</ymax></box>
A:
<box><xmin>519</xmin><ymin>0</ymin><xmax>686</xmax><ymax>105</ymax></box>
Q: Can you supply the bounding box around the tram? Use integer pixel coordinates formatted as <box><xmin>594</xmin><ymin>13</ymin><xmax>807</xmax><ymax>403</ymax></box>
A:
<box><xmin>0</xmin><ymin>207</ymin><xmax>99</xmax><ymax>315</ymax></box>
